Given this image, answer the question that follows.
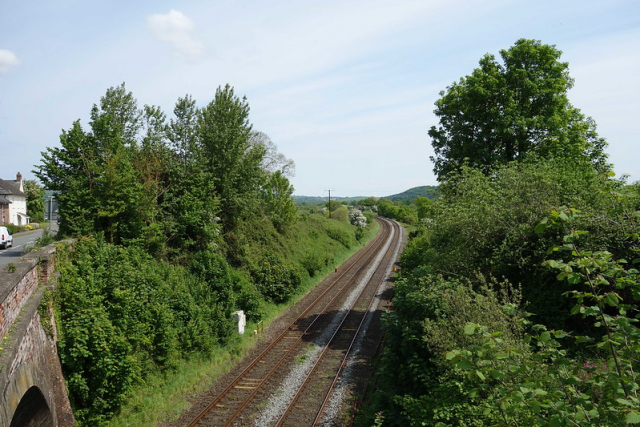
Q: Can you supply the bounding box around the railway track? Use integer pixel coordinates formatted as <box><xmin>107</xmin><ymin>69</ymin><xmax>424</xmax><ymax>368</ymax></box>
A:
<box><xmin>184</xmin><ymin>217</ymin><xmax>403</xmax><ymax>427</ymax></box>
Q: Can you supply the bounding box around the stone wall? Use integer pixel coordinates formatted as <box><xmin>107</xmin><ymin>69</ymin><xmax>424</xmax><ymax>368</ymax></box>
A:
<box><xmin>0</xmin><ymin>242</ymin><xmax>74</xmax><ymax>426</ymax></box>
<box><xmin>0</xmin><ymin>256</ymin><xmax>39</xmax><ymax>341</ymax></box>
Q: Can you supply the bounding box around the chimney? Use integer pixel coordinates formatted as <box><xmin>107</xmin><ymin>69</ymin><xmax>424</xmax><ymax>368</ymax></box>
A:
<box><xmin>16</xmin><ymin>172</ymin><xmax>23</xmax><ymax>192</ymax></box>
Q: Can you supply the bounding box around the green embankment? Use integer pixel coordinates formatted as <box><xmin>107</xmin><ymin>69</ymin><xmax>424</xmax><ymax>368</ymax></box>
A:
<box><xmin>102</xmin><ymin>215</ymin><xmax>380</xmax><ymax>426</ymax></box>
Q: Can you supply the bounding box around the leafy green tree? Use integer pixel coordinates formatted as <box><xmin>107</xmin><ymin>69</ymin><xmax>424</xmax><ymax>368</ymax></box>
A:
<box><xmin>199</xmin><ymin>85</ymin><xmax>266</xmax><ymax>232</ymax></box>
<box><xmin>36</xmin><ymin>84</ymin><xmax>147</xmax><ymax>243</ymax></box>
<box><xmin>168</xmin><ymin>94</ymin><xmax>200</xmax><ymax>168</ymax></box>
<box><xmin>262</xmin><ymin>170</ymin><xmax>297</xmax><ymax>232</ymax></box>
<box><xmin>162</xmin><ymin>95</ymin><xmax>221</xmax><ymax>256</ymax></box>
<box><xmin>377</xmin><ymin>199</ymin><xmax>418</xmax><ymax>224</ymax></box>
<box><xmin>37</xmin><ymin>120</ymin><xmax>101</xmax><ymax>236</ymax></box>
<box><xmin>429</xmin><ymin>39</ymin><xmax>609</xmax><ymax>181</ymax></box>
<box><xmin>326</xmin><ymin>199</ymin><xmax>342</xmax><ymax>214</ymax></box>
<box><xmin>23</xmin><ymin>179</ymin><xmax>45</xmax><ymax>222</ymax></box>
<box><xmin>357</xmin><ymin>196</ymin><xmax>378</xmax><ymax>207</ymax></box>
<box><xmin>415</xmin><ymin>196</ymin><xmax>435</xmax><ymax>221</ymax></box>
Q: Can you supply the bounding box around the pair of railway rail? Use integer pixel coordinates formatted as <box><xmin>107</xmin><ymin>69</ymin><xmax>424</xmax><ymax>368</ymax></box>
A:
<box><xmin>186</xmin><ymin>217</ymin><xmax>403</xmax><ymax>426</ymax></box>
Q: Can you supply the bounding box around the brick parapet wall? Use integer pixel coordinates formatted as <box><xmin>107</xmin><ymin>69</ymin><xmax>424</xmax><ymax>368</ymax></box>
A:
<box><xmin>0</xmin><ymin>241</ymin><xmax>75</xmax><ymax>426</ymax></box>
<box><xmin>0</xmin><ymin>244</ymin><xmax>58</xmax><ymax>341</ymax></box>
<box><xmin>0</xmin><ymin>257</ymin><xmax>40</xmax><ymax>341</ymax></box>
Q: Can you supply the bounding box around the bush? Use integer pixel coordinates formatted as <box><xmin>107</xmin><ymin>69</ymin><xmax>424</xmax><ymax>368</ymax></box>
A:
<box><xmin>349</xmin><ymin>209</ymin><xmax>367</xmax><ymax>228</ymax></box>
<box><xmin>400</xmin><ymin>158</ymin><xmax>627</xmax><ymax>331</ymax></box>
<box><xmin>370</xmin><ymin>158</ymin><xmax>640</xmax><ymax>426</ymax></box>
<box><xmin>301</xmin><ymin>251</ymin><xmax>326</xmax><ymax>277</ymax></box>
<box><xmin>251</xmin><ymin>253</ymin><xmax>302</xmax><ymax>303</ymax></box>
<box><xmin>236</xmin><ymin>283</ymin><xmax>264</xmax><ymax>322</ymax></box>
<box><xmin>331</xmin><ymin>205</ymin><xmax>349</xmax><ymax>223</ymax></box>
<box><xmin>443</xmin><ymin>210</ymin><xmax>640</xmax><ymax>426</ymax></box>
<box><xmin>372</xmin><ymin>273</ymin><xmax>526</xmax><ymax>426</ymax></box>
<box><xmin>54</xmin><ymin>237</ymin><xmax>237</xmax><ymax>425</ymax></box>
<box><xmin>189</xmin><ymin>251</ymin><xmax>235</xmax><ymax>311</ymax></box>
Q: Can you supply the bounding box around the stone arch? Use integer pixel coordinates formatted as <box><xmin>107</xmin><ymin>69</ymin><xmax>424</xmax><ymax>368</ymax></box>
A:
<box><xmin>9</xmin><ymin>386</ymin><xmax>54</xmax><ymax>427</ymax></box>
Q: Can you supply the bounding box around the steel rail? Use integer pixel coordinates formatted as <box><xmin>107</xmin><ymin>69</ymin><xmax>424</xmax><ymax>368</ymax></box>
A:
<box><xmin>316</xmin><ymin>219</ymin><xmax>402</xmax><ymax>426</ymax></box>
<box><xmin>219</xmin><ymin>218</ymin><xmax>393</xmax><ymax>427</ymax></box>
<box><xmin>274</xmin><ymin>219</ymin><xmax>400</xmax><ymax>426</ymax></box>
<box><xmin>186</xmin><ymin>218</ymin><xmax>392</xmax><ymax>427</ymax></box>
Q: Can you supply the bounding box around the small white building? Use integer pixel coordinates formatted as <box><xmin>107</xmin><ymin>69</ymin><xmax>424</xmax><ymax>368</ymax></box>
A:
<box><xmin>0</xmin><ymin>173</ymin><xmax>28</xmax><ymax>226</ymax></box>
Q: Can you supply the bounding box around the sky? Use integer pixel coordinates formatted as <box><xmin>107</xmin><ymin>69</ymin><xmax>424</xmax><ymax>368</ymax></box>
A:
<box><xmin>1</xmin><ymin>1</ymin><xmax>639</xmax><ymax>198</ymax></box>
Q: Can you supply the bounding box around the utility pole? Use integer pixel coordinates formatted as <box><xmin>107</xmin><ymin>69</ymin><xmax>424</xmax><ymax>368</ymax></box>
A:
<box><xmin>325</xmin><ymin>189</ymin><xmax>334</xmax><ymax>219</ymax></box>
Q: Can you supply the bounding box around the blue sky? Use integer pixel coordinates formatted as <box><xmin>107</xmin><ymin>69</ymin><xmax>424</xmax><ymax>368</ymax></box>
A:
<box><xmin>1</xmin><ymin>1</ymin><xmax>639</xmax><ymax>197</ymax></box>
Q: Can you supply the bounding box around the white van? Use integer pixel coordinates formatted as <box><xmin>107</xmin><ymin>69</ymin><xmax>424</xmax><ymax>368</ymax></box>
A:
<box><xmin>0</xmin><ymin>226</ymin><xmax>13</xmax><ymax>249</ymax></box>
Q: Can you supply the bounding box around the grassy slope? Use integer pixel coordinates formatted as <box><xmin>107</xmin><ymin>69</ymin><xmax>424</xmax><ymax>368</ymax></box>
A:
<box><xmin>110</xmin><ymin>214</ymin><xmax>380</xmax><ymax>426</ymax></box>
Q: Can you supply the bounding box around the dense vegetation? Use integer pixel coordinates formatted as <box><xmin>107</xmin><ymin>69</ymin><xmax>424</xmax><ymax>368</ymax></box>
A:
<box><xmin>365</xmin><ymin>39</ymin><xmax>640</xmax><ymax>426</ymax></box>
<box><xmin>35</xmin><ymin>84</ymin><xmax>374</xmax><ymax>425</ymax></box>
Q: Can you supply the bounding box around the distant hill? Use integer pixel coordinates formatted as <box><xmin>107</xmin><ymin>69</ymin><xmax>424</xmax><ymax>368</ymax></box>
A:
<box><xmin>382</xmin><ymin>186</ymin><xmax>439</xmax><ymax>201</ymax></box>
<box><xmin>294</xmin><ymin>185</ymin><xmax>439</xmax><ymax>205</ymax></box>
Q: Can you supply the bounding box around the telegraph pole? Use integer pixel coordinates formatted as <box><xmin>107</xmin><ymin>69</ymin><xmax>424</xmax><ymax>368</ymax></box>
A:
<box><xmin>325</xmin><ymin>189</ymin><xmax>334</xmax><ymax>219</ymax></box>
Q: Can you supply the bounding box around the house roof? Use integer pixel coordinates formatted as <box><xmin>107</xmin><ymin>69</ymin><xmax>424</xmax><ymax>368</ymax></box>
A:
<box><xmin>0</xmin><ymin>179</ymin><xmax>26</xmax><ymax>197</ymax></box>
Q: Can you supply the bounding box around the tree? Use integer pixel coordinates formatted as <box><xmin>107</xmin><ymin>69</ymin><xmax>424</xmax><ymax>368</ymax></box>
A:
<box><xmin>262</xmin><ymin>170</ymin><xmax>297</xmax><ymax>232</ymax></box>
<box><xmin>415</xmin><ymin>196</ymin><xmax>435</xmax><ymax>221</ymax></box>
<box><xmin>168</xmin><ymin>94</ymin><xmax>200</xmax><ymax>168</ymax></box>
<box><xmin>23</xmin><ymin>180</ymin><xmax>45</xmax><ymax>223</ymax></box>
<box><xmin>250</xmin><ymin>131</ymin><xmax>295</xmax><ymax>178</ymax></box>
<box><xmin>429</xmin><ymin>39</ymin><xmax>608</xmax><ymax>181</ymax></box>
<box><xmin>199</xmin><ymin>85</ymin><xmax>266</xmax><ymax>232</ymax></box>
<box><xmin>36</xmin><ymin>84</ymin><xmax>147</xmax><ymax>243</ymax></box>
<box><xmin>326</xmin><ymin>199</ymin><xmax>342</xmax><ymax>214</ymax></box>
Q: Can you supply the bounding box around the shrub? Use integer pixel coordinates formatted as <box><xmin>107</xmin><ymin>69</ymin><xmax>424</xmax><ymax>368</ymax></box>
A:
<box><xmin>331</xmin><ymin>205</ymin><xmax>349</xmax><ymax>223</ymax></box>
<box><xmin>236</xmin><ymin>283</ymin><xmax>264</xmax><ymax>322</ymax></box>
<box><xmin>301</xmin><ymin>251</ymin><xmax>325</xmax><ymax>277</ymax></box>
<box><xmin>54</xmin><ymin>237</ymin><xmax>237</xmax><ymax>425</ymax></box>
<box><xmin>349</xmin><ymin>209</ymin><xmax>367</xmax><ymax>228</ymax></box>
<box><xmin>372</xmin><ymin>273</ymin><xmax>526</xmax><ymax>426</ymax></box>
<box><xmin>251</xmin><ymin>253</ymin><xmax>302</xmax><ymax>303</ymax></box>
<box><xmin>444</xmin><ymin>209</ymin><xmax>640</xmax><ymax>426</ymax></box>
<box><xmin>400</xmin><ymin>158</ymin><xmax>628</xmax><ymax>331</ymax></box>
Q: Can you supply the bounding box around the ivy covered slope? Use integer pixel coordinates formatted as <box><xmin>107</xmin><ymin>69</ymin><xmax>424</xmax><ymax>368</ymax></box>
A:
<box><xmin>366</xmin><ymin>39</ymin><xmax>640</xmax><ymax>426</ymax></box>
<box><xmin>36</xmin><ymin>84</ymin><xmax>376</xmax><ymax>426</ymax></box>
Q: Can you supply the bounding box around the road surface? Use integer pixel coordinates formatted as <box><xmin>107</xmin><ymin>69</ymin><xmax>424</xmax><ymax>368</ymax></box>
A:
<box><xmin>0</xmin><ymin>226</ymin><xmax>53</xmax><ymax>269</ymax></box>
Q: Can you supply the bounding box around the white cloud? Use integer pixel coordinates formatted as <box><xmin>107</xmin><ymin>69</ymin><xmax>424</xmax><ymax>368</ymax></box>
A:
<box><xmin>0</xmin><ymin>50</ymin><xmax>20</xmax><ymax>74</ymax></box>
<box><xmin>147</xmin><ymin>10</ymin><xmax>205</xmax><ymax>58</ymax></box>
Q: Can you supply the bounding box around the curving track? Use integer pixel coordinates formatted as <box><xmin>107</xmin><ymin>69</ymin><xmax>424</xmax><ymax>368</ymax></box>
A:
<box><xmin>182</xmin><ymin>217</ymin><xmax>404</xmax><ymax>427</ymax></box>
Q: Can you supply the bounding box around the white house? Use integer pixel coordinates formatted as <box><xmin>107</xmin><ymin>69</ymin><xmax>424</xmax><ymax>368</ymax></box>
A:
<box><xmin>0</xmin><ymin>172</ymin><xmax>28</xmax><ymax>226</ymax></box>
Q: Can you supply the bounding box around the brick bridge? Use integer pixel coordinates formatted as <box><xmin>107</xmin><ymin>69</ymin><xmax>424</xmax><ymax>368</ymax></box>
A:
<box><xmin>0</xmin><ymin>243</ymin><xmax>74</xmax><ymax>426</ymax></box>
